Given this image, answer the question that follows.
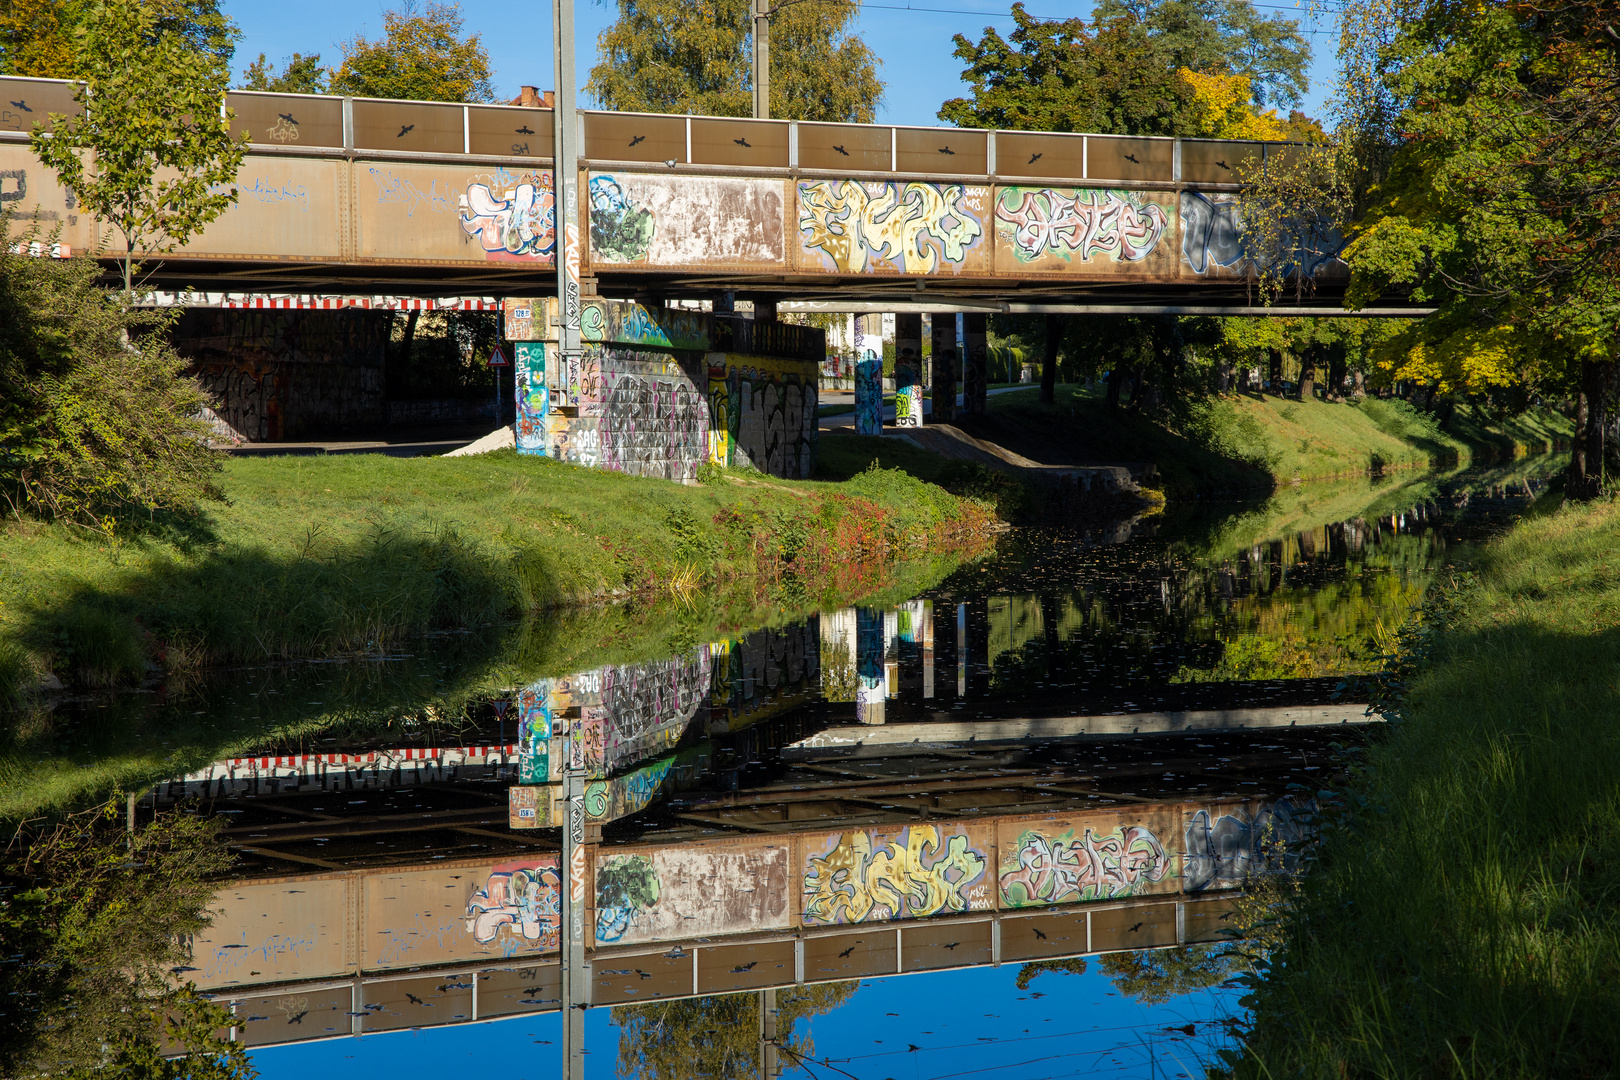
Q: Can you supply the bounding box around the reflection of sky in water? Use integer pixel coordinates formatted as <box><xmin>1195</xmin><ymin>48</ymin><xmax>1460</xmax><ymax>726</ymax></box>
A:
<box><xmin>247</xmin><ymin>961</ymin><xmax>1238</xmax><ymax>1079</ymax></box>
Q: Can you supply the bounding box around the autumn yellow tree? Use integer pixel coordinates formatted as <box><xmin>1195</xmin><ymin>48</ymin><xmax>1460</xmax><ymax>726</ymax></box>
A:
<box><xmin>330</xmin><ymin>1</ymin><xmax>493</xmax><ymax>103</ymax></box>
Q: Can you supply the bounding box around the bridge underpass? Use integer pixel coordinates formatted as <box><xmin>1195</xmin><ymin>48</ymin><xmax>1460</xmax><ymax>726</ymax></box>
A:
<box><xmin>0</xmin><ymin>74</ymin><xmax>1379</xmax><ymax>310</ymax></box>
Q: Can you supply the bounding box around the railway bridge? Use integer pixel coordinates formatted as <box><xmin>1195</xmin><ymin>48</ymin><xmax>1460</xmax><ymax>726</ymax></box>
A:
<box><xmin>1</xmin><ymin>74</ymin><xmax>1345</xmax><ymax>306</ymax></box>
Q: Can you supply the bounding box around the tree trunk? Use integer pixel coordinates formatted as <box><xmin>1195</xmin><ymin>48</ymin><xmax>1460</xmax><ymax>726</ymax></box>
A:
<box><xmin>1040</xmin><ymin>314</ymin><xmax>1060</xmax><ymax>404</ymax></box>
<box><xmin>1298</xmin><ymin>349</ymin><xmax>1315</xmax><ymax>402</ymax></box>
<box><xmin>1570</xmin><ymin>358</ymin><xmax>1615</xmax><ymax>500</ymax></box>
<box><xmin>1267</xmin><ymin>349</ymin><xmax>1283</xmax><ymax>396</ymax></box>
<box><xmin>1105</xmin><ymin>365</ymin><xmax>1123</xmax><ymax>409</ymax></box>
<box><xmin>1217</xmin><ymin>361</ymin><xmax>1233</xmax><ymax>394</ymax></box>
<box><xmin>1327</xmin><ymin>352</ymin><xmax>1347</xmax><ymax>401</ymax></box>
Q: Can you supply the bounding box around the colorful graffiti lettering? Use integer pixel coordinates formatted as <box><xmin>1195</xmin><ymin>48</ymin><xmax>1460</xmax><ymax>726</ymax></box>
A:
<box><xmin>999</xmin><ymin>824</ymin><xmax>1170</xmax><ymax>906</ymax></box>
<box><xmin>589</xmin><ymin>175</ymin><xmax>654</xmax><ymax>263</ymax></box>
<box><xmin>799</xmin><ymin>180</ymin><xmax>984</xmax><ymax>273</ymax></box>
<box><xmin>465</xmin><ymin>859</ymin><xmax>562</xmax><ymax>948</ymax></box>
<box><xmin>1184</xmin><ymin>798</ymin><xmax>1312</xmax><ymax>891</ymax></box>
<box><xmin>459</xmin><ymin>173</ymin><xmax>556</xmax><ymax>259</ymax></box>
<box><xmin>595</xmin><ymin>853</ymin><xmax>659</xmax><ymax>943</ymax></box>
<box><xmin>997</xmin><ymin>188</ymin><xmax>1168</xmax><ymax>264</ymax></box>
<box><xmin>804</xmin><ymin>825</ymin><xmax>990</xmax><ymax>924</ymax></box>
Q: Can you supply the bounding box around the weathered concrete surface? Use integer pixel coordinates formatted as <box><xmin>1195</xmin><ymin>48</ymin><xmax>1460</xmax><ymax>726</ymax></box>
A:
<box><xmin>786</xmin><ymin>704</ymin><xmax>1384</xmax><ymax>758</ymax></box>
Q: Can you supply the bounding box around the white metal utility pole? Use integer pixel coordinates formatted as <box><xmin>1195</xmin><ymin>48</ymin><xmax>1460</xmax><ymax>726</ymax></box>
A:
<box><xmin>553</xmin><ymin>5</ymin><xmax>587</xmax><ymax>1076</ymax></box>
<box><xmin>753</xmin><ymin>0</ymin><xmax>771</xmax><ymax>119</ymax></box>
<box><xmin>554</xmin><ymin>0</ymin><xmax>583</xmax><ymax>373</ymax></box>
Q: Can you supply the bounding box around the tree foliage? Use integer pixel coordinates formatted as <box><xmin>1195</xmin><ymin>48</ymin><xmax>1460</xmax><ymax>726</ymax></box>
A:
<box><xmin>1330</xmin><ymin>0</ymin><xmax>1620</xmax><ymax>494</ymax></box>
<box><xmin>244</xmin><ymin>50</ymin><xmax>328</xmax><ymax>94</ymax></box>
<box><xmin>28</xmin><ymin>0</ymin><xmax>247</xmax><ymax>295</ymax></box>
<box><xmin>938</xmin><ymin>0</ymin><xmax>1307</xmax><ymax>136</ymax></box>
<box><xmin>0</xmin><ymin>798</ymin><xmax>245</xmax><ymax>1076</ymax></box>
<box><xmin>586</xmin><ymin>0</ymin><xmax>882</xmax><ymax>122</ymax></box>
<box><xmin>0</xmin><ymin>218</ymin><xmax>223</xmax><ymax>528</ymax></box>
<box><xmin>611</xmin><ymin>983</ymin><xmax>856</xmax><ymax>1080</ymax></box>
<box><xmin>0</xmin><ymin>0</ymin><xmax>235</xmax><ymax>77</ymax></box>
<box><xmin>330</xmin><ymin>1</ymin><xmax>493</xmax><ymax>103</ymax></box>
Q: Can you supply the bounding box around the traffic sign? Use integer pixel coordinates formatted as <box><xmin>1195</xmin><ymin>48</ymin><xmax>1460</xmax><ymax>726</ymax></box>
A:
<box><xmin>487</xmin><ymin>346</ymin><xmax>509</xmax><ymax>368</ymax></box>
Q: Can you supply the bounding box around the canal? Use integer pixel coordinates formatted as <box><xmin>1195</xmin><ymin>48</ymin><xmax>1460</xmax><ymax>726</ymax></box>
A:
<box><xmin>0</xmin><ymin>456</ymin><xmax>1562</xmax><ymax>1080</ymax></box>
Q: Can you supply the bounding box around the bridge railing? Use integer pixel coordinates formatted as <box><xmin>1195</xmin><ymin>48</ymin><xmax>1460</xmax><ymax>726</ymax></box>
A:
<box><xmin>2</xmin><ymin>73</ymin><xmax>1279</xmax><ymax>187</ymax></box>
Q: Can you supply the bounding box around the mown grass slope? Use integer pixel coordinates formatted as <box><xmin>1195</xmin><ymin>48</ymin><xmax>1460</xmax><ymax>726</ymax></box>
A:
<box><xmin>0</xmin><ymin>450</ymin><xmax>994</xmax><ymax>694</ymax></box>
<box><xmin>953</xmin><ymin>385</ymin><xmax>1570</xmax><ymax>497</ymax></box>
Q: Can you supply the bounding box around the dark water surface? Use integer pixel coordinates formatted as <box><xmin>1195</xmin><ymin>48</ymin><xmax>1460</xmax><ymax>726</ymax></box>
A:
<box><xmin>2</xmin><ymin>458</ymin><xmax>1563</xmax><ymax>1079</ymax></box>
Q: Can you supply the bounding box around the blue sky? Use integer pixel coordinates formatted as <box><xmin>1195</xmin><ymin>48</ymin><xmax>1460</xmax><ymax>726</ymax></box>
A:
<box><xmin>221</xmin><ymin>0</ymin><xmax>1340</xmax><ymax>128</ymax></box>
<box><xmin>247</xmin><ymin>957</ymin><xmax>1240</xmax><ymax>1079</ymax></box>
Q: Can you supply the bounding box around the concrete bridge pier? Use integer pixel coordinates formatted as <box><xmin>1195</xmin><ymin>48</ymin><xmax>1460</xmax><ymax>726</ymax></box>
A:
<box><xmin>964</xmin><ymin>312</ymin><xmax>989</xmax><ymax>416</ymax></box>
<box><xmin>894</xmin><ymin>313</ymin><xmax>924</xmax><ymax>428</ymax></box>
<box><xmin>931</xmin><ymin>316</ymin><xmax>958</xmax><ymax>424</ymax></box>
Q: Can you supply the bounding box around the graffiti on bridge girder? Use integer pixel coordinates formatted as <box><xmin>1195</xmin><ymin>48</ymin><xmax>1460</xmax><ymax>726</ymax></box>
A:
<box><xmin>999</xmin><ymin>822</ymin><xmax>1172</xmax><ymax>906</ymax></box>
<box><xmin>798</xmin><ymin>180</ymin><xmax>987</xmax><ymax>273</ymax></box>
<box><xmin>459</xmin><ymin>170</ymin><xmax>556</xmax><ymax>260</ymax></box>
<box><xmin>802</xmin><ymin>824</ymin><xmax>993</xmax><ymax>925</ymax></box>
<box><xmin>995</xmin><ymin>187</ymin><xmax>1170</xmax><ymax>266</ymax></box>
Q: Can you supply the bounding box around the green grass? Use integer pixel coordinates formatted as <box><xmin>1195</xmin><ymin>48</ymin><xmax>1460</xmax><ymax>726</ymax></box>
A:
<box><xmin>959</xmin><ymin>385</ymin><xmax>1571</xmax><ymax>499</ymax></box>
<box><xmin>0</xmin><ymin>450</ymin><xmax>994</xmax><ymax>695</ymax></box>
<box><xmin>1226</xmin><ymin>494</ymin><xmax>1620</xmax><ymax>1077</ymax></box>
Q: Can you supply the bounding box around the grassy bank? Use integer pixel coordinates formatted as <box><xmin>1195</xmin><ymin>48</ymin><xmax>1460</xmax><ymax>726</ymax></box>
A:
<box><xmin>953</xmin><ymin>385</ymin><xmax>1570</xmax><ymax>498</ymax></box>
<box><xmin>0</xmin><ymin>451</ymin><xmax>995</xmax><ymax>697</ymax></box>
<box><xmin>1225</xmin><ymin>494</ymin><xmax>1620</xmax><ymax>1076</ymax></box>
<box><xmin>0</xmin><ymin>540</ymin><xmax>973</xmax><ymax>823</ymax></box>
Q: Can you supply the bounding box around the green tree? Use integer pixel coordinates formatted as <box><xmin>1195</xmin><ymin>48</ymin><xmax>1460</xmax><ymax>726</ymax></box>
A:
<box><xmin>330</xmin><ymin>1</ymin><xmax>494</xmax><ymax>103</ymax></box>
<box><xmin>0</xmin><ymin>216</ymin><xmax>223</xmax><ymax>527</ymax></box>
<box><xmin>938</xmin><ymin>0</ymin><xmax>1307</xmax><ymax>136</ymax></box>
<box><xmin>612</xmin><ymin>983</ymin><xmax>856</xmax><ymax>1080</ymax></box>
<box><xmin>243</xmin><ymin>50</ymin><xmax>328</xmax><ymax>94</ymax></box>
<box><xmin>29</xmin><ymin>0</ymin><xmax>247</xmax><ymax>296</ymax></box>
<box><xmin>586</xmin><ymin>0</ymin><xmax>882</xmax><ymax>122</ymax></box>
<box><xmin>1</xmin><ymin>0</ymin><xmax>235</xmax><ymax>77</ymax></box>
<box><xmin>1334</xmin><ymin>0</ymin><xmax>1619</xmax><ymax>495</ymax></box>
<box><xmin>0</xmin><ymin>798</ymin><xmax>246</xmax><ymax>1076</ymax></box>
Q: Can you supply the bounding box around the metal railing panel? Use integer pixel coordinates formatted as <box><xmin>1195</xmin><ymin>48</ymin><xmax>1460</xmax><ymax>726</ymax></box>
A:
<box><xmin>225</xmin><ymin>91</ymin><xmax>344</xmax><ymax>149</ymax></box>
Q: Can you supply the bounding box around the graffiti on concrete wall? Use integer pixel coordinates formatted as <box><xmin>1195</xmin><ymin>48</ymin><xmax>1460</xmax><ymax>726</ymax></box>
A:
<box><xmin>172</xmin><ymin>309</ymin><xmax>390</xmax><ymax>441</ymax></box>
<box><xmin>459</xmin><ymin>170</ymin><xmax>555</xmax><ymax>260</ymax></box>
<box><xmin>803</xmin><ymin>824</ymin><xmax>992</xmax><ymax>925</ymax></box>
<box><xmin>536</xmin><ymin>347</ymin><xmax>710</xmax><ymax>481</ymax></box>
<box><xmin>589</xmin><ymin>172</ymin><xmax>785</xmax><ymax>267</ymax></box>
<box><xmin>854</xmin><ymin>357</ymin><xmax>882</xmax><ymax>435</ymax></box>
<box><xmin>798</xmin><ymin>180</ymin><xmax>988</xmax><ymax>273</ymax></box>
<box><xmin>708</xmin><ymin>618</ymin><xmax>821</xmax><ymax>733</ymax></box>
<box><xmin>995</xmin><ymin>187</ymin><xmax>1170</xmax><ymax>269</ymax></box>
<box><xmin>465</xmin><ymin>859</ymin><xmax>562</xmax><ymax>949</ymax></box>
<box><xmin>595</xmin><ymin>845</ymin><xmax>791</xmax><ymax>945</ymax></box>
<box><xmin>528</xmin><ymin>647</ymin><xmax>711</xmax><ymax>779</ymax></box>
<box><xmin>999</xmin><ymin>819</ymin><xmax>1173</xmax><ymax>907</ymax></box>
<box><xmin>708</xmin><ymin>354</ymin><xmax>818</xmax><ymax>478</ymax></box>
<box><xmin>580</xmin><ymin>299</ymin><xmax>709</xmax><ymax>351</ymax></box>
<box><xmin>597</xmin><ymin>351</ymin><xmax>711</xmax><ymax>481</ymax></box>
<box><xmin>1184</xmin><ymin>797</ymin><xmax>1313</xmax><ymax>891</ymax></box>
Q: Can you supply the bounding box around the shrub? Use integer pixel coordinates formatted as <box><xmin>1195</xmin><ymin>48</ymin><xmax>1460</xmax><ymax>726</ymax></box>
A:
<box><xmin>0</xmin><ymin>217</ymin><xmax>222</xmax><ymax>531</ymax></box>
